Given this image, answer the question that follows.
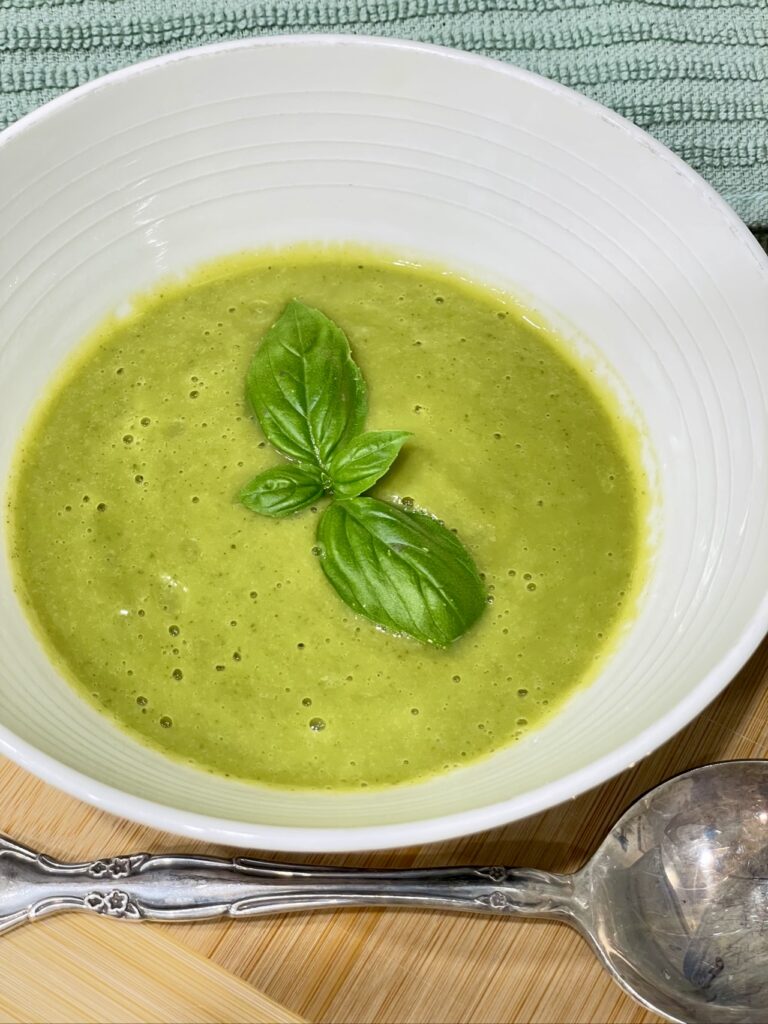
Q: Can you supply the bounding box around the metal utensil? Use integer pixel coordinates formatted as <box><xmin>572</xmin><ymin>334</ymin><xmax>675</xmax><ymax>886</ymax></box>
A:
<box><xmin>1</xmin><ymin>760</ymin><xmax>765</xmax><ymax>1022</ymax></box>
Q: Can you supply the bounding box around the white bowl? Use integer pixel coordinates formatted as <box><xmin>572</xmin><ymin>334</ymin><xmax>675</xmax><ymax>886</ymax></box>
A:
<box><xmin>1</xmin><ymin>36</ymin><xmax>767</xmax><ymax>852</ymax></box>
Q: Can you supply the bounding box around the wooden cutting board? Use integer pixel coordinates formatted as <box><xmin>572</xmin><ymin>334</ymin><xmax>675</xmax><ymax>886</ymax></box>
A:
<box><xmin>1</xmin><ymin>632</ymin><xmax>766</xmax><ymax>1024</ymax></box>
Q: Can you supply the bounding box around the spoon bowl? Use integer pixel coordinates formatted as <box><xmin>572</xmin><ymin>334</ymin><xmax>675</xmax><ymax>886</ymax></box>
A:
<box><xmin>582</xmin><ymin>760</ymin><xmax>767</xmax><ymax>1022</ymax></box>
<box><xmin>0</xmin><ymin>760</ymin><xmax>765</xmax><ymax>1022</ymax></box>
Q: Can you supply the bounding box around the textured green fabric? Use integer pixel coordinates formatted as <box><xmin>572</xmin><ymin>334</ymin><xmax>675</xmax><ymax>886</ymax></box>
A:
<box><xmin>1</xmin><ymin>0</ymin><xmax>767</xmax><ymax>230</ymax></box>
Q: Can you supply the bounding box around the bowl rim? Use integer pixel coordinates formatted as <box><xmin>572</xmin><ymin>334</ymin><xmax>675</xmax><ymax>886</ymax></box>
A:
<box><xmin>1</xmin><ymin>32</ymin><xmax>767</xmax><ymax>852</ymax></box>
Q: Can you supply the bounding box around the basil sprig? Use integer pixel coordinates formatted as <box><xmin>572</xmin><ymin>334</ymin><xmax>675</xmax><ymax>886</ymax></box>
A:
<box><xmin>240</xmin><ymin>300</ymin><xmax>485</xmax><ymax>646</ymax></box>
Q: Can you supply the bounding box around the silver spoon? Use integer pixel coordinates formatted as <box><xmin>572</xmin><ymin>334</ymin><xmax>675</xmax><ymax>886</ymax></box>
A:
<box><xmin>1</xmin><ymin>760</ymin><xmax>765</xmax><ymax>1023</ymax></box>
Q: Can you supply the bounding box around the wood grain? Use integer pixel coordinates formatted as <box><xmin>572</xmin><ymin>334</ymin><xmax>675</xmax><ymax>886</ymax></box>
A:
<box><xmin>0</xmin><ymin>918</ymin><xmax>304</xmax><ymax>1024</ymax></box>
<box><xmin>0</xmin><ymin>631</ymin><xmax>765</xmax><ymax>1024</ymax></box>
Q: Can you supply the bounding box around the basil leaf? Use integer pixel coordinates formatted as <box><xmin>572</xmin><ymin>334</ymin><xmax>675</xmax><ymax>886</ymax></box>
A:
<box><xmin>246</xmin><ymin>300</ymin><xmax>367</xmax><ymax>467</ymax></box>
<box><xmin>328</xmin><ymin>430</ymin><xmax>412</xmax><ymax>499</ymax></box>
<box><xmin>239</xmin><ymin>464</ymin><xmax>324</xmax><ymax>518</ymax></box>
<box><xmin>317</xmin><ymin>497</ymin><xmax>486</xmax><ymax>646</ymax></box>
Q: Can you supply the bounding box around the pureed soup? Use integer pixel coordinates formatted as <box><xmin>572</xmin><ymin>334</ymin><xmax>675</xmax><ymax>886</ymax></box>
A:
<box><xmin>6</xmin><ymin>249</ymin><xmax>647</xmax><ymax>790</ymax></box>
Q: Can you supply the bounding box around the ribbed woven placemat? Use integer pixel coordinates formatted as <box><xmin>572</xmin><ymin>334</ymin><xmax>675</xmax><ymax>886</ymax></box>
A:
<box><xmin>1</xmin><ymin>0</ymin><xmax>767</xmax><ymax>239</ymax></box>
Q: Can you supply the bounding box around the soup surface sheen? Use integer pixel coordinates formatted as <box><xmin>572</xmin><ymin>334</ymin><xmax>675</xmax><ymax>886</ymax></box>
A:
<box><xmin>7</xmin><ymin>249</ymin><xmax>646</xmax><ymax>790</ymax></box>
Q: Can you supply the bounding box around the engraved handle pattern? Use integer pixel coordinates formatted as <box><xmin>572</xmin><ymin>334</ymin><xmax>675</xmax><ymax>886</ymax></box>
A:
<box><xmin>0</xmin><ymin>835</ymin><xmax>576</xmax><ymax>935</ymax></box>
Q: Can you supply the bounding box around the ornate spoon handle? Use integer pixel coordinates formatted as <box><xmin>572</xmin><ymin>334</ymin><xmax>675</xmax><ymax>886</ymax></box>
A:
<box><xmin>0</xmin><ymin>835</ymin><xmax>576</xmax><ymax>934</ymax></box>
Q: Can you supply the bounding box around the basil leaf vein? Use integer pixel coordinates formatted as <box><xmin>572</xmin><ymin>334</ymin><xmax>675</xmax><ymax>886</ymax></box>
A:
<box><xmin>246</xmin><ymin>300</ymin><xmax>367</xmax><ymax>467</ymax></box>
<box><xmin>317</xmin><ymin>497</ymin><xmax>486</xmax><ymax>646</ymax></box>
<box><xmin>239</xmin><ymin>464</ymin><xmax>324</xmax><ymax>518</ymax></box>
<box><xmin>328</xmin><ymin>430</ymin><xmax>412</xmax><ymax>499</ymax></box>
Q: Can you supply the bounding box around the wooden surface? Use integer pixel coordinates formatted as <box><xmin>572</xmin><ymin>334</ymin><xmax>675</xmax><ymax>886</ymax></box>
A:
<box><xmin>0</xmin><ymin>917</ymin><xmax>303</xmax><ymax>1024</ymax></box>
<box><xmin>0</xmin><ymin>632</ymin><xmax>766</xmax><ymax>1024</ymax></box>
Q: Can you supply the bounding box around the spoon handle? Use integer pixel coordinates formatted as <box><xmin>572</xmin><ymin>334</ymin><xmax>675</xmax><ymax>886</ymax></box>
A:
<box><xmin>0</xmin><ymin>836</ymin><xmax>576</xmax><ymax>933</ymax></box>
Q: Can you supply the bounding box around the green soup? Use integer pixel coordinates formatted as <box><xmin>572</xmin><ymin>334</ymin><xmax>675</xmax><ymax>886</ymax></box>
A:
<box><xmin>6</xmin><ymin>249</ymin><xmax>646</xmax><ymax>790</ymax></box>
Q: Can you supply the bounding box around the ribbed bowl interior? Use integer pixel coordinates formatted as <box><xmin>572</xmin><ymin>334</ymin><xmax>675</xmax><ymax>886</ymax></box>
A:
<box><xmin>0</xmin><ymin>37</ymin><xmax>766</xmax><ymax>850</ymax></box>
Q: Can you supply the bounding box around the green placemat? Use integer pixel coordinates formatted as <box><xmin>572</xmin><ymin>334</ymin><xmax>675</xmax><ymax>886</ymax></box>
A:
<box><xmin>1</xmin><ymin>0</ymin><xmax>767</xmax><ymax>234</ymax></box>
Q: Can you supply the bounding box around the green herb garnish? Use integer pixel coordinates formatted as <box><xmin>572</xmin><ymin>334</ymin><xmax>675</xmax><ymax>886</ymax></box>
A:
<box><xmin>239</xmin><ymin>300</ymin><xmax>486</xmax><ymax>646</ymax></box>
